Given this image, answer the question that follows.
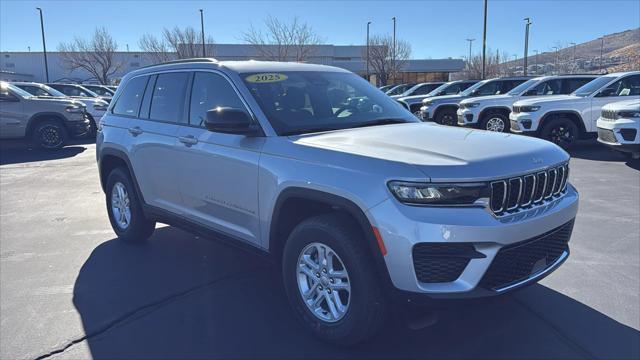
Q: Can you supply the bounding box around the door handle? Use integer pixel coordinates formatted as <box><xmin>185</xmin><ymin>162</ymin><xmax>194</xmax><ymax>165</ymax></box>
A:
<box><xmin>128</xmin><ymin>126</ymin><xmax>143</xmax><ymax>136</ymax></box>
<box><xmin>179</xmin><ymin>135</ymin><xmax>198</xmax><ymax>146</ymax></box>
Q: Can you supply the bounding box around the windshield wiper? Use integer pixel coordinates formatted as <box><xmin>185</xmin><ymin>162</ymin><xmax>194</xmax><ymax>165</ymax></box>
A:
<box><xmin>281</xmin><ymin>127</ymin><xmax>336</xmax><ymax>136</ymax></box>
<box><xmin>352</xmin><ymin>118</ymin><xmax>410</xmax><ymax>128</ymax></box>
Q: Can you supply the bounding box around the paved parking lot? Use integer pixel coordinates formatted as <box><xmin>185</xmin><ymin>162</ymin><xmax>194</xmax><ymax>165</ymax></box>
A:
<box><xmin>1</xmin><ymin>139</ymin><xmax>639</xmax><ymax>359</ymax></box>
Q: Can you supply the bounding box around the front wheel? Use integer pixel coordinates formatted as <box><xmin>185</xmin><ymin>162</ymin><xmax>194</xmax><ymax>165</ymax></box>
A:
<box><xmin>435</xmin><ymin>108</ymin><xmax>457</xmax><ymax>126</ymax></box>
<box><xmin>480</xmin><ymin>112</ymin><xmax>509</xmax><ymax>132</ymax></box>
<box><xmin>32</xmin><ymin>120</ymin><xmax>68</xmax><ymax>149</ymax></box>
<box><xmin>540</xmin><ymin>117</ymin><xmax>579</xmax><ymax>149</ymax></box>
<box><xmin>282</xmin><ymin>214</ymin><xmax>388</xmax><ymax>345</ymax></box>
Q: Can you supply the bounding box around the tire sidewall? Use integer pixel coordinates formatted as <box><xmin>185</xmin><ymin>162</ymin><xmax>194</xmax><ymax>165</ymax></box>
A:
<box><xmin>33</xmin><ymin>120</ymin><xmax>67</xmax><ymax>149</ymax></box>
<box><xmin>436</xmin><ymin>108</ymin><xmax>457</xmax><ymax>126</ymax></box>
<box><xmin>282</xmin><ymin>216</ymin><xmax>384</xmax><ymax>344</ymax></box>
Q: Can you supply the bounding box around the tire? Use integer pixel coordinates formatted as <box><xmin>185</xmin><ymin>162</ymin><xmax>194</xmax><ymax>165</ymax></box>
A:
<box><xmin>32</xmin><ymin>119</ymin><xmax>68</xmax><ymax>149</ymax></box>
<box><xmin>282</xmin><ymin>214</ymin><xmax>388</xmax><ymax>346</ymax></box>
<box><xmin>105</xmin><ymin>167</ymin><xmax>155</xmax><ymax>243</ymax></box>
<box><xmin>86</xmin><ymin>114</ymin><xmax>97</xmax><ymax>138</ymax></box>
<box><xmin>540</xmin><ymin>116</ymin><xmax>579</xmax><ymax>149</ymax></box>
<box><xmin>435</xmin><ymin>108</ymin><xmax>457</xmax><ymax>126</ymax></box>
<box><xmin>480</xmin><ymin>112</ymin><xmax>509</xmax><ymax>132</ymax></box>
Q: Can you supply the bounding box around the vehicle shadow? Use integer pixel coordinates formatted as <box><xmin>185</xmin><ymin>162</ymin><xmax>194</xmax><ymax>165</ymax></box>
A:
<box><xmin>72</xmin><ymin>226</ymin><xmax>640</xmax><ymax>359</ymax></box>
<box><xmin>569</xmin><ymin>141</ymin><xmax>639</xmax><ymax>170</ymax></box>
<box><xmin>0</xmin><ymin>139</ymin><xmax>92</xmax><ymax>166</ymax></box>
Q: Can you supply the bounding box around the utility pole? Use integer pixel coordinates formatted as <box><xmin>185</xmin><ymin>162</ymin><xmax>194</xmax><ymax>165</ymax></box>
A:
<box><xmin>366</xmin><ymin>21</ymin><xmax>371</xmax><ymax>82</ymax></box>
<box><xmin>466</xmin><ymin>38</ymin><xmax>475</xmax><ymax>73</ymax></box>
<box><xmin>392</xmin><ymin>17</ymin><xmax>396</xmax><ymax>84</ymax></box>
<box><xmin>570</xmin><ymin>42</ymin><xmax>576</xmax><ymax>73</ymax></box>
<box><xmin>199</xmin><ymin>9</ymin><xmax>206</xmax><ymax>57</ymax></box>
<box><xmin>523</xmin><ymin>17</ymin><xmax>531</xmax><ymax>76</ymax></box>
<box><xmin>36</xmin><ymin>7</ymin><xmax>49</xmax><ymax>82</ymax></box>
<box><xmin>126</xmin><ymin>44</ymin><xmax>130</xmax><ymax>52</ymax></box>
<box><xmin>600</xmin><ymin>37</ymin><xmax>605</xmax><ymax>72</ymax></box>
<box><xmin>533</xmin><ymin>50</ymin><xmax>539</xmax><ymax>74</ymax></box>
<box><xmin>553</xmin><ymin>46</ymin><xmax>559</xmax><ymax>74</ymax></box>
<box><xmin>481</xmin><ymin>0</ymin><xmax>488</xmax><ymax>79</ymax></box>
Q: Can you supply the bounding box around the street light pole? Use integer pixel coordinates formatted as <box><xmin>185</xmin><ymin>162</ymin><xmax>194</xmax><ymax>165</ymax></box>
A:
<box><xmin>481</xmin><ymin>0</ymin><xmax>488</xmax><ymax>79</ymax></box>
<box><xmin>466</xmin><ymin>38</ymin><xmax>475</xmax><ymax>72</ymax></box>
<box><xmin>199</xmin><ymin>9</ymin><xmax>206</xmax><ymax>57</ymax></box>
<box><xmin>36</xmin><ymin>7</ymin><xmax>49</xmax><ymax>82</ymax></box>
<box><xmin>523</xmin><ymin>17</ymin><xmax>531</xmax><ymax>76</ymax></box>
<box><xmin>392</xmin><ymin>17</ymin><xmax>396</xmax><ymax>84</ymax></box>
<box><xmin>366</xmin><ymin>21</ymin><xmax>371</xmax><ymax>82</ymax></box>
<box><xmin>552</xmin><ymin>46</ymin><xmax>559</xmax><ymax>74</ymax></box>
<box><xmin>570</xmin><ymin>42</ymin><xmax>576</xmax><ymax>73</ymax></box>
<box><xmin>533</xmin><ymin>50</ymin><xmax>539</xmax><ymax>74</ymax></box>
<box><xmin>600</xmin><ymin>37</ymin><xmax>605</xmax><ymax>72</ymax></box>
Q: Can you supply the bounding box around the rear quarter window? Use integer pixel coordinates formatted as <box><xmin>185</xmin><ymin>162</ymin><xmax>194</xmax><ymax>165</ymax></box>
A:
<box><xmin>112</xmin><ymin>76</ymin><xmax>149</xmax><ymax>117</ymax></box>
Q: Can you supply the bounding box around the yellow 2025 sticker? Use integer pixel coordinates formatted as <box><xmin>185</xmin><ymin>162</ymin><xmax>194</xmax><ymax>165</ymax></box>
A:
<box><xmin>245</xmin><ymin>73</ymin><xmax>288</xmax><ymax>83</ymax></box>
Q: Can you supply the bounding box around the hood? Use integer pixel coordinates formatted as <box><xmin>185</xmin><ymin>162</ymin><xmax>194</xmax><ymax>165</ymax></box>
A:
<box><xmin>292</xmin><ymin>122</ymin><xmax>568</xmax><ymax>182</ymax></box>
<box><xmin>31</xmin><ymin>97</ymin><xmax>82</xmax><ymax>106</ymax></box>
<box><xmin>396</xmin><ymin>94</ymin><xmax>430</xmax><ymax>104</ymax></box>
<box><xmin>461</xmin><ymin>94</ymin><xmax>512</xmax><ymax>105</ymax></box>
<box><xmin>603</xmin><ymin>99</ymin><xmax>640</xmax><ymax>110</ymax></box>
<box><xmin>513</xmin><ymin>94</ymin><xmax>581</xmax><ymax>106</ymax></box>
<box><xmin>422</xmin><ymin>94</ymin><xmax>465</xmax><ymax>105</ymax></box>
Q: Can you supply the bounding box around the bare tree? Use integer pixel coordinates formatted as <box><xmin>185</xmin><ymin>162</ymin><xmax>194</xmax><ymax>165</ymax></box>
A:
<box><xmin>242</xmin><ymin>16</ymin><xmax>323</xmax><ymax>62</ymax></box>
<box><xmin>365</xmin><ymin>34</ymin><xmax>411</xmax><ymax>85</ymax></box>
<box><xmin>139</xmin><ymin>26</ymin><xmax>214</xmax><ymax>64</ymax></box>
<box><xmin>460</xmin><ymin>48</ymin><xmax>508</xmax><ymax>80</ymax></box>
<box><xmin>58</xmin><ymin>27</ymin><xmax>122</xmax><ymax>84</ymax></box>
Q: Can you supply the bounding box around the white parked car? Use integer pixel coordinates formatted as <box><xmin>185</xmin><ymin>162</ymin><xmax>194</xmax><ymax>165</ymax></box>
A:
<box><xmin>510</xmin><ymin>71</ymin><xmax>640</xmax><ymax>148</ymax></box>
<box><xmin>597</xmin><ymin>99</ymin><xmax>640</xmax><ymax>158</ymax></box>
<box><xmin>15</xmin><ymin>82</ymin><xmax>108</xmax><ymax>136</ymax></box>
<box><xmin>458</xmin><ymin>75</ymin><xmax>597</xmax><ymax>132</ymax></box>
<box><xmin>390</xmin><ymin>82</ymin><xmax>444</xmax><ymax>99</ymax></box>
<box><xmin>396</xmin><ymin>80</ymin><xmax>479</xmax><ymax>116</ymax></box>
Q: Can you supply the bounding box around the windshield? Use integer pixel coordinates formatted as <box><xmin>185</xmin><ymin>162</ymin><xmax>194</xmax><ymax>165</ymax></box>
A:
<box><xmin>507</xmin><ymin>79</ymin><xmax>539</xmax><ymax>95</ymax></box>
<box><xmin>17</xmin><ymin>84</ymin><xmax>66</xmax><ymax>97</ymax></box>
<box><xmin>242</xmin><ymin>71</ymin><xmax>418</xmax><ymax>135</ymax></box>
<box><xmin>460</xmin><ymin>80</ymin><xmax>489</xmax><ymax>96</ymax></box>
<box><xmin>426</xmin><ymin>82</ymin><xmax>452</xmax><ymax>96</ymax></box>
<box><xmin>386</xmin><ymin>84</ymin><xmax>414</xmax><ymax>95</ymax></box>
<box><xmin>572</xmin><ymin>76</ymin><xmax>615</xmax><ymax>97</ymax></box>
<box><xmin>1</xmin><ymin>82</ymin><xmax>33</xmax><ymax>98</ymax></box>
<box><xmin>85</xmin><ymin>85</ymin><xmax>114</xmax><ymax>96</ymax></box>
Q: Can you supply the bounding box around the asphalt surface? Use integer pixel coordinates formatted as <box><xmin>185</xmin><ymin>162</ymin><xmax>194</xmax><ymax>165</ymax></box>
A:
<box><xmin>1</xmin><ymin>138</ymin><xmax>639</xmax><ymax>359</ymax></box>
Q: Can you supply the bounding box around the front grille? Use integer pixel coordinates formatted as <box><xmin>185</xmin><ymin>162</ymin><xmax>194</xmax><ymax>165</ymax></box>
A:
<box><xmin>479</xmin><ymin>220</ymin><xmax>574</xmax><ymax>291</ymax></box>
<box><xmin>489</xmin><ymin>163</ymin><xmax>569</xmax><ymax>216</ymax></box>
<box><xmin>412</xmin><ymin>243</ymin><xmax>482</xmax><ymax>283</ymax></box>
<box><xmin>597</xmin><ymin>128</ymin><xmax>618</xmax><ymax>144</ymax></box>
<box><xmin>601</xmin><ymin>109</ymin><xmax>617</xmax><ymax>120</ymax></box>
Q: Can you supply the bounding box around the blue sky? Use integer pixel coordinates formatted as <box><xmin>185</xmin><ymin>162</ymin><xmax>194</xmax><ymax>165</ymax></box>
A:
<box><xmin>1</xmin><ymin>0</ymin><xmax>639</xmax><ymax>59</ymax></box>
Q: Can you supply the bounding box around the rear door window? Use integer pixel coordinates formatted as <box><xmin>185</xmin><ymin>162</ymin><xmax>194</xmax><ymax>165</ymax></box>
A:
<box><xmin>112</xmin><ymin>76</ymin><xmax>149</xmax><ymax>117</ymax></box>
<box><xmin>149</xmin><ymin>72</ymin><xmax>190</xmax><ymax>123</ymax></box>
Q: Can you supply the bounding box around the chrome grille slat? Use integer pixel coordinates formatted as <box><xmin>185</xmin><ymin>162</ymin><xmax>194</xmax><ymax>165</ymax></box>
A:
<box><xmin>489</xmin><ymin>163</ymin><xmax>569</xmax><ymax>216</ymax></box>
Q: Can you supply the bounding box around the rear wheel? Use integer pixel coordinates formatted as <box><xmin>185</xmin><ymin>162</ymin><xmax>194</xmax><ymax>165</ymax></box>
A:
<box><xmin>435</xmin><ymin>108</ymin><xmax>457</xmax><ymax>126</ymax></box>
<box><xmin>32</xmin><ymin>119</ymin><xmax>67</xmax><ymax>149</ymax></box>
<box><xmin>106</xmin><ymin>167</ymin><xmax>155</xmax><ymax>242</ymax></box>
<box><xmin>480</xmin><ymin>112</ymin><xmax>509</xmax><ymax>132</ymax></box>
<box><xmin>282</xmin><ymin>214</ymin><xmax>388</xmax><ymax>345</ymax></box>
<box><xmin>540</xmin><ymin>117</ymin><xmax>579</xmax><ymax>149</ymax></box>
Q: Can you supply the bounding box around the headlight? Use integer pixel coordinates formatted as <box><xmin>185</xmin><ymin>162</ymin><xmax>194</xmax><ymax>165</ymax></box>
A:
<box><xmin>388</xmin><ymin>181</ymin><xmax>490</xmax><ymax>205</ymax></box>
<box><xmin>520</xmin><ymin>105</ymin><xmax>541</xmax><ymax>112</ymax></box>
<box><xmin>464</xmin><ymin>102</ymin><xmax>480</xmax><ymax>108</ymax></box>
<box><xmin>617</xmin><ymin>110</ymin><xmax>640</xmax><ymax>119</ymax></box>
<box><xmin>65</xmin><ymin>104</ymin><xmax>85</xmax><ymax>113</ymax></box>
<box><xmin>93</xmin><ymin>103</ymin><xmax>108</xmax><ymax>111</ymax></box>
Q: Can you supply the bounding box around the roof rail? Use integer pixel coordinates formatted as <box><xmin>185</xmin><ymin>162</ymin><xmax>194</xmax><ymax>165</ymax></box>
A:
<box><xmin>139</xmin><ymin>57</ymin><xmax>219</xmax><ymax>69</ymax></box>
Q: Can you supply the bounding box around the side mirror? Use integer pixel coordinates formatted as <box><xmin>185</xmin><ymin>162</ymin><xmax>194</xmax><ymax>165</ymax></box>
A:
<box><xmin>204</xmin><ymin>107</ymin><xmax>260</xmax><ymax>136</ymax></box>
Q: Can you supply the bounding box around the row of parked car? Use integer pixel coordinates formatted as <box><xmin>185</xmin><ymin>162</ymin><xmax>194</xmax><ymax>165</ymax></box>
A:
<box><xmin>0</xmin><ymin>81</ymin><xmax>118</xmax><ymax>149</ymax></box>
<box><xmin>384</xmin><ymin>71</ymin><xmax>640</xmax><ymax>158</ymax></box>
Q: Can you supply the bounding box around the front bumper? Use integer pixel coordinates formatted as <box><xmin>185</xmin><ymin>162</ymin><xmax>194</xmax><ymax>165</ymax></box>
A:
<box><xmin>367</xmin><ymin>184</ymin><xmax>579</xmax><ymax>298</ymax></box>
<box><xmin>457</xmin><ymin>107</ymin><xmax>480</xmax><ymax>126</ymax></box>
<box><xmin>510</xmin><ymin>111</ymin><xmax>540</xmax><ymax>133</ymax></box>
<box><xmin>65</xmin><ymin>116</ymin><xmax>92</xmax><ymax>137</ymax></box>
<box><xmin>596</xmin><ymin>117</ymin><xmax>640</xmax><ymax>154</ymax></box>
<box><xmin>419</xmin><ymin>106</ymin><xmax>433</xmax><ymax>121</ymax></box>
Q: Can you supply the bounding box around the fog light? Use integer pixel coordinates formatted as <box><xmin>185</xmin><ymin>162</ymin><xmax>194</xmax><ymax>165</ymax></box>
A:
<box><xmin>522</xmin><ymin>120</ymin><xmax>532</xmax><ymax>129</ymax></box>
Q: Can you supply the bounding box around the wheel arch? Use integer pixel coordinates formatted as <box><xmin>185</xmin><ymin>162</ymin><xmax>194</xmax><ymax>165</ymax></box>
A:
<box><xmin>98</xmin><ymin>148</ymin><xmax>146</xmax><ymax>204</ymax></box>
<box><xmin>479</xmin><ymin>106</ymin><xmax>511</xmax><ymax>121</ymax></box>
<box><xmin>269</xmin><ymin>187</ymin><xmax>393</xmax><ymax>289</ymax></box>
<box><xmin>539</xmin><ymin>110</ymin><xmax>587</xmax><ymax>136</ymax></box>
<box><xmin>26</xmin><ymin>112</ymin><xmax>68</xmax><ymax>136</ymax></box>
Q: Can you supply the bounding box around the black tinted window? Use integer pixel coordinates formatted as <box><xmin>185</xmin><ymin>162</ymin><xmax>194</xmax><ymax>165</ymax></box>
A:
<box><xmin>563</xmin><ymin>78</ymin><xmax>594</xmax><ymax>93</ymax></box>
<box><xmin>112</xmin><ymin>76</ymin><xmax>148</xmax><ymax>117</ymax></box>
<box><xmin>149</xmin><ymin>72</ymin><xmax>190</xmax><ymax>122</ymax></box>
<box><xmin>189</xmin><ymin>72</ymin><xmax>246</xmax><ymax>127</ymax></box>
<box><xmin>474</xmin><ymin>81</ymin><xmax>500</xmax><ymax>96</ymax></box>
<box><xmin>499</xmin><ymin>80</ymin><xmax>526</xmax><ymax>94</ymax></box>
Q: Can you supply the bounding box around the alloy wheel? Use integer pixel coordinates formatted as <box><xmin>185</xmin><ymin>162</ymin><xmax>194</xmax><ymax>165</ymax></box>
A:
<box><xmin>549</xmin><ymin>125</ymin><xmax>575</xmax><ymax>146</ymax></box>
<box><xmin>486</xmin><ymin>117</ymin><xmax>506</xmax><ymax>132</ymax></box>
<box><xmin>297</xmin><ymin>242</ymin><xmax>351</xmax><ymax>323</ymax></box>
<box><xmin>111</xmin><ymin>182</ymin><xmax>132</xmax><ymax>230</ymax></box>
<box><xmin>38</xmin><ymin>126</ymin><xmax>63</xmax><ymax>148</ymax></box>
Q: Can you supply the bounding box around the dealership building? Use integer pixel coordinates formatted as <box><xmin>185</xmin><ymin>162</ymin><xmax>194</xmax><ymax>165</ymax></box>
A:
<box><xmin>0</xmin><ymin>44</ymin><xmax>465</xmax><ymax>85</ymax></box>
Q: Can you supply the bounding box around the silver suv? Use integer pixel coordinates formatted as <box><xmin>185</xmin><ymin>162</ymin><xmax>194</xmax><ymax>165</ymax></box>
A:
<box><xmin>0</xmin><ymin>81</ymin><xmax>90</xmax><ymax>148</ymax></box>
<box><xmin>97</xmin><ymin>59</ymin><xmax>579</xmax><ymax>345</ymax></box>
